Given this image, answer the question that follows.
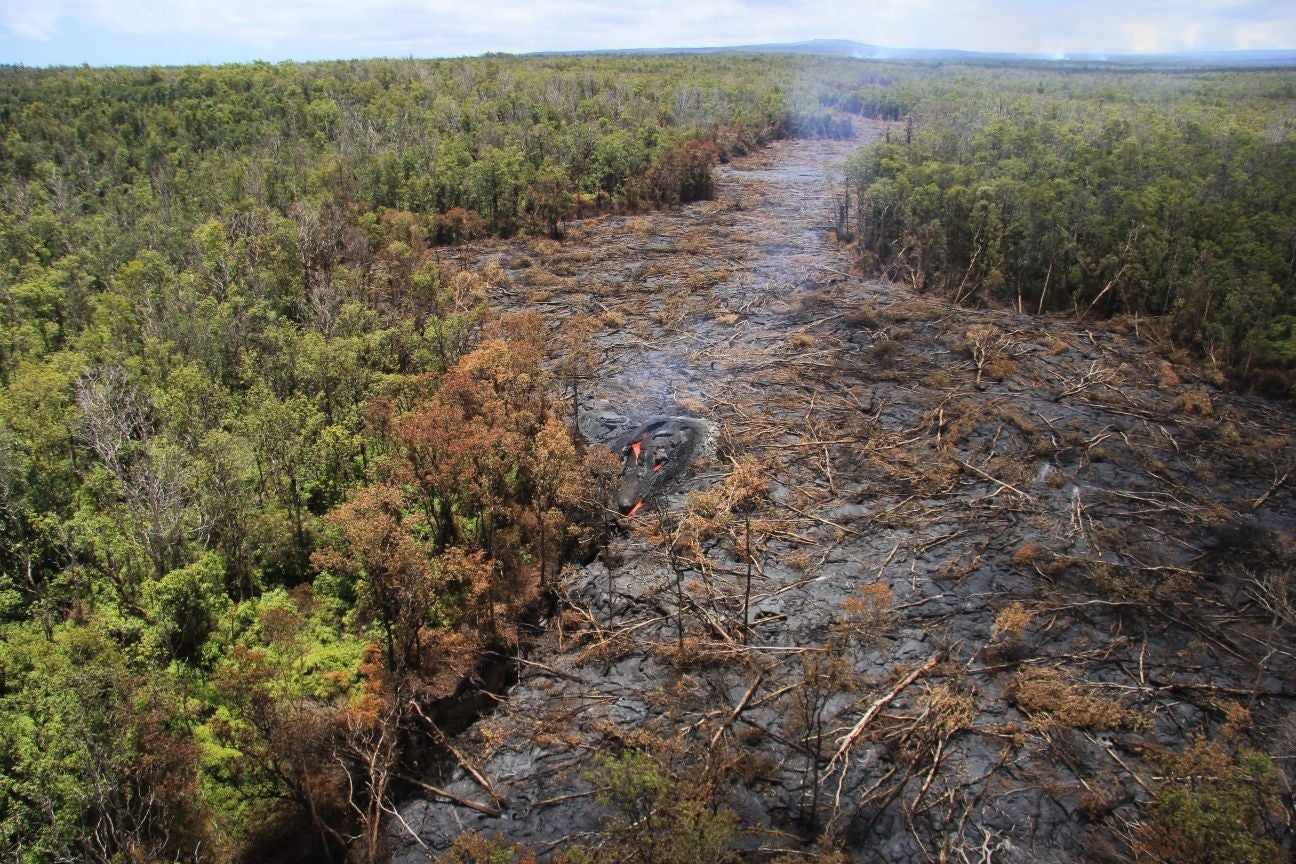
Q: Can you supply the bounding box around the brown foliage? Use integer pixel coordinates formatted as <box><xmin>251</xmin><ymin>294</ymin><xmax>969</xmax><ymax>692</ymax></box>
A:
<box><xmin>838</xmin><ymin>582</ymin><xmax>895</xmax><ymax>644</ymax></box>
<box><xmin>315</xmin><ymin>484</ymin><xmax>438</xmax><ymax>677</ymax></box>
<box><xmin>990</xmin><ymin>601</ymin><xmax>1032</xmax><ymax>642</ymax></box>
<box><xmin>1011</xmin><ymin>667</ymin><xmax>1145</xmax><ymax>732</ymax></box>
<box><xmin>436</xmin><ymin>207</ymin><xmax>487</xmax><ymax>244</ymax></box>
<box><xmin>638</xmin><ymin>138</ymin><xmax>719</xmax><ymax>206</ymax></box>
<box><xmin>440</xmin><ymin>832</ymin><xmax>538</xmax><ymax>863</ymax></box>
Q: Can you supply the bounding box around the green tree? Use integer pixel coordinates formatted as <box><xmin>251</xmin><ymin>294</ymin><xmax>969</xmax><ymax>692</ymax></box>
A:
<box><xmin>0</xmin><ymin>623</ymin><xmax>209</xmax><ymax>863</ymax></box>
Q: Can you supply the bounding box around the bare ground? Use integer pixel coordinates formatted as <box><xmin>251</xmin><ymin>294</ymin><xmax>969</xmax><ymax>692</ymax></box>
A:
<box><xmin>392</xmin><ymin>125</ymin><xmax>1296</xmax><ymax>862</ymax></box>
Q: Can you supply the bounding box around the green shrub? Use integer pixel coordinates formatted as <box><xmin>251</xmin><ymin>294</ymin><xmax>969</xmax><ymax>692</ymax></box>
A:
<box><xmin>581</xmin><ymin>749</ymin><xmax>739</xmax><ymax>864</ymax></box>
<box><xmin>1135</xmin><ymin>738</ymin><xmax>1282</xmax><ymax>864</ymax></box>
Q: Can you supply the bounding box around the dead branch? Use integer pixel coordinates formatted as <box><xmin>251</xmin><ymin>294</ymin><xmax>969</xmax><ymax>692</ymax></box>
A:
<box><xmin>709</xmin><ymin>670</ymin><xmax>766</xmax><ymax>748</ymax></box>
<box><xmin>825</xmin><ymin>654</ymin><xmax>940</xmax><ymax>803</ymax></box>
<box><xmin>395</xmin><ymin>774</ymin><xmax>502</xmax><ymax>817</ymax></box>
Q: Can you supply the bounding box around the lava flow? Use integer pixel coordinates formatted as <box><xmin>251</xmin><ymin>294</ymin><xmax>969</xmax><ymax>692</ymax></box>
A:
<box><xmin>609</xmin><ymin>415</ymin><xmax>712</xmax><ymax>515</ymax></box>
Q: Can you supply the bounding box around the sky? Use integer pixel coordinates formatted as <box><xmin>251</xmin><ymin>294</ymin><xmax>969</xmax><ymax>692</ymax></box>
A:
<box><xmin>2</xmin><ymin>0</ymin><xmax>1294</xmax><ymax>67</ymax></box>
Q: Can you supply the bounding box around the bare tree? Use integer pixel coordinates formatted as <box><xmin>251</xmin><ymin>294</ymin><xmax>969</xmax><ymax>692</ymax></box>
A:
<box><xmin>75</xmin><ymin>367</ymin><xmax>196</xmax><ymax>585</ymax></box>
<box><xmin>336</xmin><ymin>700</ymin><xmax>402</xmax><ymax>864</ymax></box>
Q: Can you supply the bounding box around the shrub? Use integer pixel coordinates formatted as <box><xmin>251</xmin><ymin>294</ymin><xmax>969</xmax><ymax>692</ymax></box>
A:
<box><xmin>1134</xmin><ymin>738</ymin><xmax>1282</xmax><ymax>864</ymax></box>
<box><xmin>872</xmin><ymin>338</ymin><xmax>899</xmax><ymax>368</ymax></box>
<box><xmin>441</xmin><ymin>832</ymin><xmax>537</xmax><ymax>863</ymax></box>
<box><xmin>1253</xmin><ymin>368</ymin><xmax>1290</xmax><ymax>399</ymax></box>
<box><xmin>838</xmin><ymin>582</ymin><xmax>894</xmax><ymax>644</ymax></box>
<box><xmin>1156</xmin><ymin>360</ymin><xmax>1181</xmax><ymax>388</ymax></box>
<box><xmin>1011</xmin><ymin>667</ymin><xmax>1145</xmax><ymax>731</ymax></box>
<box><xmin>990</xmin><ymin>601</ymin><xmax>1032</xmax><ymax>643</ymax></box>
<box><xmin>1013</xmin><ymin>544</ymin><xmax>1046</xmax><ymax>567</ymax></box>
<box><xmin>1175</xmin><ymin>388</ymin><xmax>1214</xmax><ymax>416</ymax></box>
<box><xmin>581</xmin><ymin>749</ymin><xmax>739</xmax><ymax>864</ymax></box>
<box><xmin>844</xmin><ymin>302</ymin><xmax>880</xmax><ymax>328</ymax></box>
<box><xmin>925</xmin><ymin>370</ymin><xmax>952</xmax><ymax>389</ymax></box>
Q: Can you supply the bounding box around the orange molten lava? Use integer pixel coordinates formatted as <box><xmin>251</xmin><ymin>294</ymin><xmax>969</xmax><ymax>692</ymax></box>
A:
<box><xmin>627</xmin><ymin>501</ymin><xmax>643</xmax><ymax>517</ymax></box>
<box><xmin>630</xmin><ymin>439</ymin><xmax>642</xmax><ymax>462</ymax></box>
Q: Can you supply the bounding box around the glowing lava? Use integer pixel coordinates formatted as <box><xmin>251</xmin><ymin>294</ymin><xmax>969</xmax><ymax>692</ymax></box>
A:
<box><xmin>596</xmin><ymin>413</ymin><xmax>712</xmax><ymax>515</ymax></box>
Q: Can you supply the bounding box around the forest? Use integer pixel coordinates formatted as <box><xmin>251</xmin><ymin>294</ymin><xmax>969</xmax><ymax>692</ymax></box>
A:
<box><xmin>1</xmin><ymin>51</ymin><xmax>1294</xmax><ymax>863</ymax></box>
<box><xmin>834</xmin><ymin>64</ymin><xmax>1296</xmax><ymax>390</ymax></box>
<box><xmin>0</xmin><ymin>53</ymin><xmax>876</xmax><ymax>862</ymax></box>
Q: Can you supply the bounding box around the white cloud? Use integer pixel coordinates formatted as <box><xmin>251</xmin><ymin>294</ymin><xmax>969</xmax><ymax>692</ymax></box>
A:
<box><xmin>1</xmin><ymin>0</ymin><xmax>60</xmax><ymax>41</ymax></box>
<box><xmin>3</xmin><ymin>0</ymin><xmax>1295</xmax><ymax>63</ymax></box>
<box><xmin>1121</xmin><ymin>19</ymin><xmax>1162</xmax><ymax>53</ymax></box>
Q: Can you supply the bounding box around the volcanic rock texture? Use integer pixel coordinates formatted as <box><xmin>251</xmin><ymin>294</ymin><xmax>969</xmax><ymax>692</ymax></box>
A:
<box><xmin>392</xmin><ymin>123</ymin><xmax>1296</xmax><ymax>862</ymax></box>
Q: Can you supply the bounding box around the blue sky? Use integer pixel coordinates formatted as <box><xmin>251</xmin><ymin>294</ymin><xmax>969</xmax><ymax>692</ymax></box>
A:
<box><xmin>2</xmin><ymin>0</ymin><xmax>1294</xmax><ymax>66</ymax></box>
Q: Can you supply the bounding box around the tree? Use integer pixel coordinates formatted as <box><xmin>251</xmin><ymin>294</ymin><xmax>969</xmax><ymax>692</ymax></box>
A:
<box><xmin>410</xmin><ymin>263</ymin><xmax>488</xmax><ymax>374</ymax></box>
<box><xmin>553</xmin><ymin>313</ymin><xmax>601</xmax><ymax>423</ymax></box>
<box><xmin>0</xmin><ymin>623</ymin><xmax>209</xmax><ymax>863</ymax></box>
<box><xmin>527</xmin><ymin>417</ymin><xmax>585</xmax><ymax>585</ymax></box>
<box><xmin>208</xmin><ymin>591</ymin><xmax>362</xmax><ymax>863</ymax></box>
<box><xmin>144</xmin><ymin>551</ymin><xmax>230</xmax><ymax>665</ymax></box>
<box><xmin>313</xmin><ymin>484</ymin><xmax>437</xmax><ymax>681</ymax></box>
<box><xmin>74</xmin><ymin>366</ymin><xmax>197</xmax><ymax>586</ymax></box>
<box><xmin>242</xmin><ymin>385</ymin><xmax>325</xmax><ymax>582</ymax></box>
<box><xmin>527</xmin><ymin>163</ymin><xmax>574</xmax><ymax>237</ymax></box>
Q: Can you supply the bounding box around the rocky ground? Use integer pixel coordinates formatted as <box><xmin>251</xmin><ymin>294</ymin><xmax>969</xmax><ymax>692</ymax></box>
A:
<box><xmin>390</xmin><ymin>124</ymin><xmax>1296</xmax><ymax>862</ymax></box>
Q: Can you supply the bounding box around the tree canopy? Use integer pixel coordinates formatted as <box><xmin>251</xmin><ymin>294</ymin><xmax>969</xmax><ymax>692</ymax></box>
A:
<box><xmin>0</xmin><ymin>51</ymin><xmax>881</xmax><ymax>862</ymax></box>
<box><xmin>835</xmin><ymin>64</ymin><xmax>1296</xmax><ymax>391</ymax></box>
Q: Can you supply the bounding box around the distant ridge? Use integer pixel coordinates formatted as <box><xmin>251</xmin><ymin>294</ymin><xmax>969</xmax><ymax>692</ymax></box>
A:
<box><xmin>530</xmin><ymin>37</ymin><xmax>1296</xmax><ymax>67</ymax></box>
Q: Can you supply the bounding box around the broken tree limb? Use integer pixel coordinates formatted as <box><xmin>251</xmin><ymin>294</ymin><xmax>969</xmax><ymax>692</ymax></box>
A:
<box><xmin>954</xmin><ymin>458</ymin><xmax>1037</xmax><ymax>501</ymax></box>
<box><xmin>825</xmin><ymin>653</ymin><xmax>940</xmax><ymax>803</ymax></box>
<box><xmin>1250</xmin><ymin>465</ymin><xmax>1291</xmax><ymax>511</ymax></box>
<box><xmin>407</xmin><ymin>701</ymin><xmax>503</xmax><ymax>807</ymax></box>
<box><xmin>535</xmin><ymin>790</ymin><xmax>598</xmax><ymax>809</ymax></box>
<box><xmin>395</xmin><ymin>774</ymin><xmax>502</xmax><ymax>817</ymax></box>
<box><xmin>710</xmin><ymin>669</ymin><xmax>765</xmax><ymax>749</ymax></box>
